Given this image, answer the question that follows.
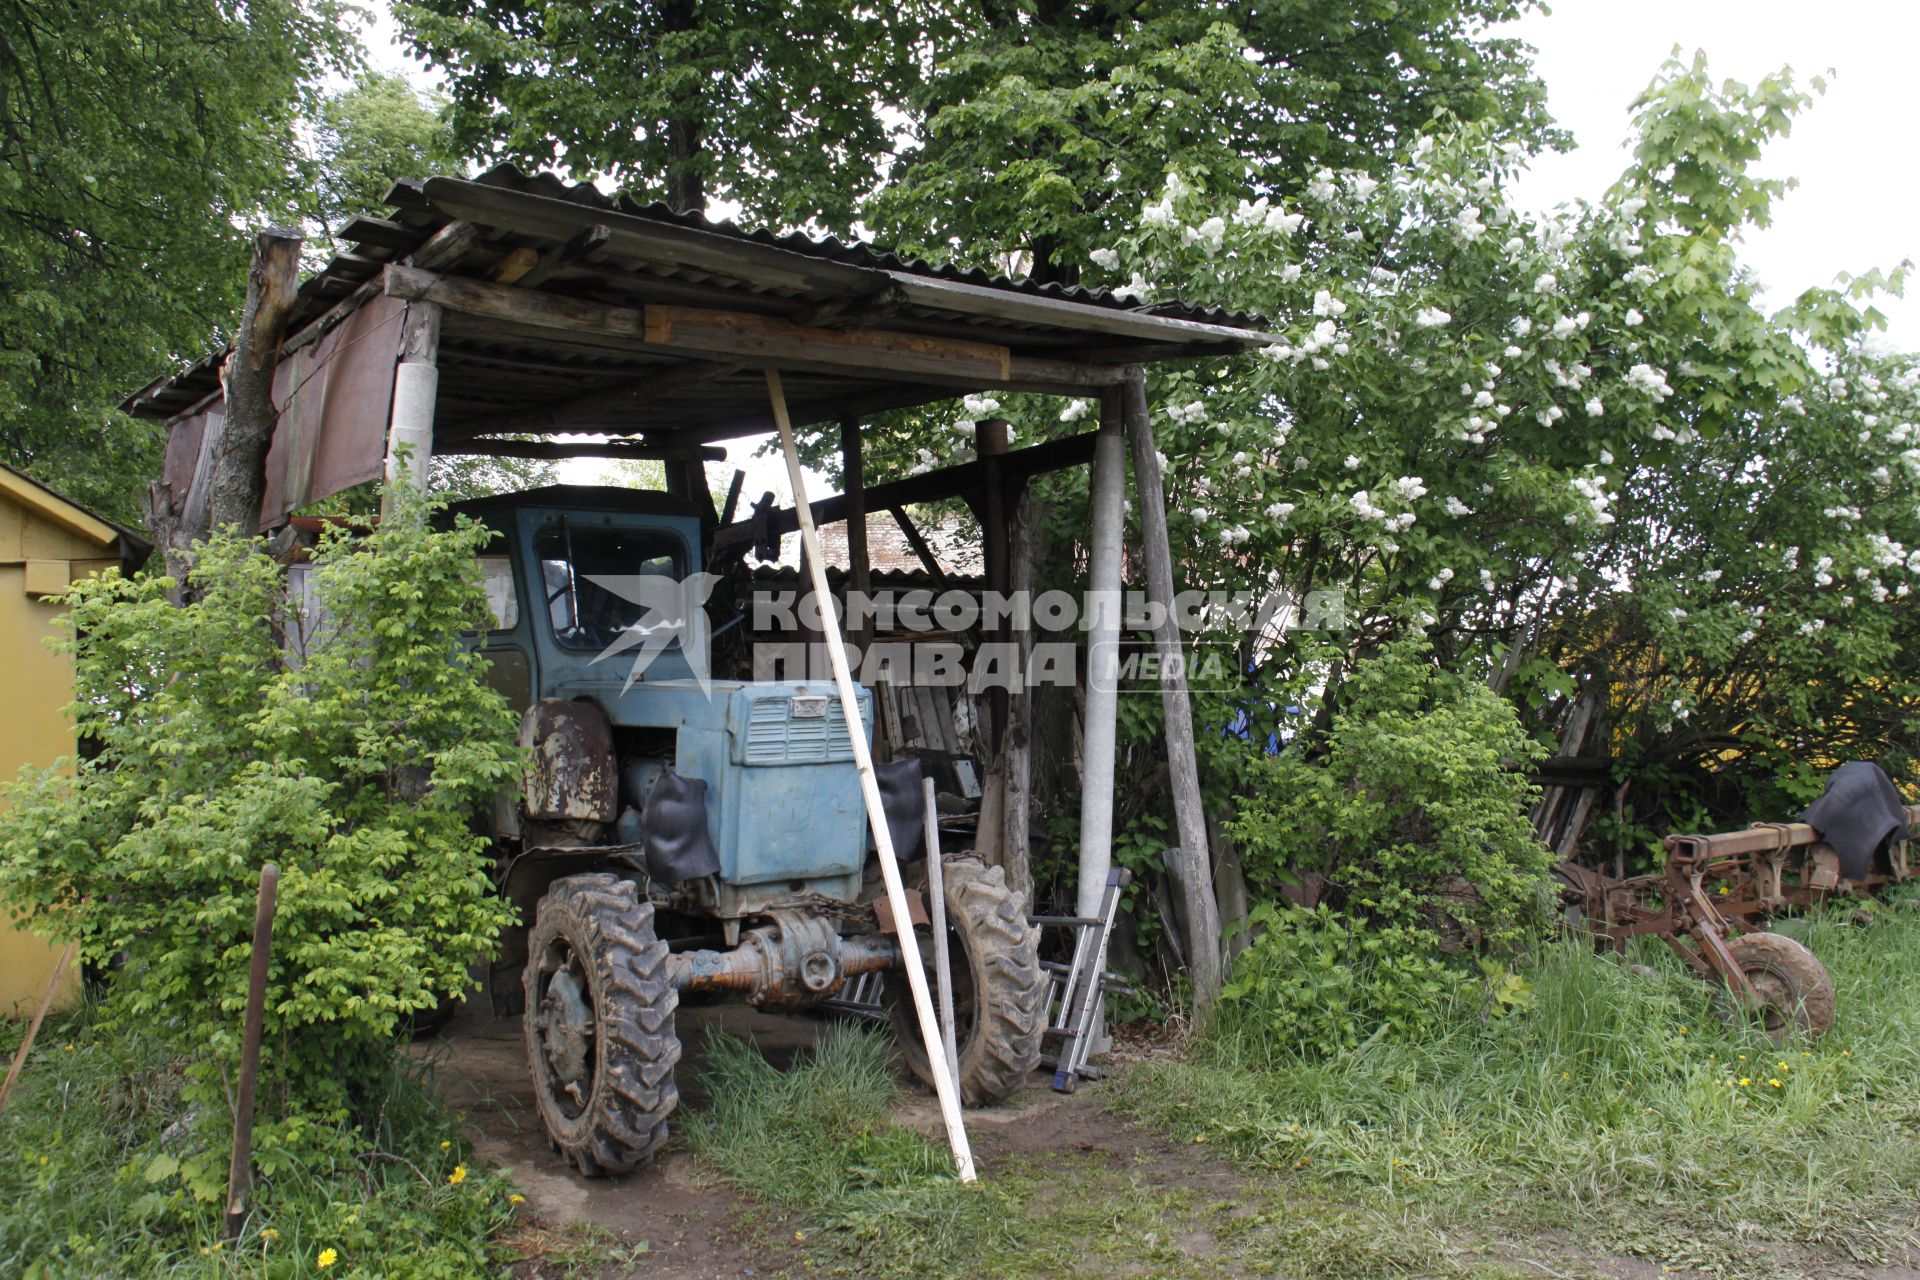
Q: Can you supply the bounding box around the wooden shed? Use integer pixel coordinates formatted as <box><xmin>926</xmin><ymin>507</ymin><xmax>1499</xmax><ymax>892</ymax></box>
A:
<box><xmin>126</xmin><ymin>164</ymin><xmax>1275</xmax><ymax>991</ymax></box>
<box><xmin>0</xmin><ymin>466</ymin><xmax>147</xmax><ymax>1015</ymax></box>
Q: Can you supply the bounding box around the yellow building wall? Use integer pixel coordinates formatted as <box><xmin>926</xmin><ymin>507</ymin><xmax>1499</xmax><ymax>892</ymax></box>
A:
<box><xmin>0</xmin><ymin>504</ymin><xmax>114</xmax><ymax>1017</ymax></box>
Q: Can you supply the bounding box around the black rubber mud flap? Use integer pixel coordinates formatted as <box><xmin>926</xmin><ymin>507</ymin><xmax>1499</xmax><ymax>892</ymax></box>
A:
<box><xmin>875</xmin><ymin>756</ymin><xmax>927</xmax><ymax>862</ymax></box>
<box><xmin>641</xmin><ymin>769</ymin><xmax>722</xmax><ymax>882</ymax></box>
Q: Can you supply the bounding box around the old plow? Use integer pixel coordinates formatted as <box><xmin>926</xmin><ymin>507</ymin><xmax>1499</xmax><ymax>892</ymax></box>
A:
<box><xmin>1556</xmin><ymin>801</ymin><xmax>1920</xmax><ymax>1040</ymax></box>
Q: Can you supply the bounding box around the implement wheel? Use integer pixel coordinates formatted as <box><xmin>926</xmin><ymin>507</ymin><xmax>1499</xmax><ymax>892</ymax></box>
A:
<box><xmin>524</xmin><ymin>873</ymin><xmax>680</xmax><ymax>1175</ymax></box>
<box><xmin>1723</xmin><ymin>932</ymin><xmax>1835</xmax><ymax>1042</ymax></box>
<box><xmin>885</xmin><ymin>856</ymin><xmax>1047</xmax><ymax>1106</ymax></box>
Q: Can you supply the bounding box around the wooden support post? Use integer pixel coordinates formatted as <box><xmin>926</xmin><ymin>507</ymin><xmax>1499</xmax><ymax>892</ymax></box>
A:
<box><xmin>998</xmin><ymin>486</ymin><xmax>1046</xmax><ymax>904</ymax></box>
<box><xmin>380</xmin><ymin>300</ymin><xmax>443</xmax><ymax>520</ymax></box>
<box><xmin>1120</xmin><ymin>369</ymin><xmax>1223</xmax><ymax>1018</ymax></box>
<box><xmin>765</xmin><ymin>369</ymin><xmax>975</xmax><ymax>1182</ymax></box>
<box><xmin>207</xmin><ymin>226</ymin><xmax>303</xmax><ymax>535</ymax></box>
<box><xmin>669</xmin><ymin>457</ymin><xmax>720</xmax><ymax>526</ymax></box>
<box><xmin>224</xmin><ymin>864</ymin><xmax>280</xmax><ymax>1239</ymax></box>
<box><xmin>976</xmin><ymin>419</ymin><xmax>1011</xmax><ymax>751</ymax></box>
<box><xmin>842</xmin><ymin>415</ymin><xmax>874</xmax><ymax>656</ymax></box>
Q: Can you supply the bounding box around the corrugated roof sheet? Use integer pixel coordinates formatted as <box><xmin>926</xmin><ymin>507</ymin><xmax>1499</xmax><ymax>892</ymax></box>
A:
<box><xmin>126</xmin><ymin>163</ymin><xmax>1270</xmax><ymax>439</ymax></box>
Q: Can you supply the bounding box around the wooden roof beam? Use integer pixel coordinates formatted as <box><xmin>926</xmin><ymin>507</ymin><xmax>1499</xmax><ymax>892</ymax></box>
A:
<box><xmin>446</xmin><ymin>359</ymin><xmax>745</xmax><ymax>439</ymax></box>
<box><xmin>384</xmin><ymin>263</ymin><xmax>1122</xmax><ymax>393</ymax></box>
<box><xmin>711</xmin><ymin>430</ymin><xmax>1100</xmax><ymax>551</ymax></box>
<box><xmin>439</xmin><ymin>437</ymin><xmax>725</xmax><ymax>462</ymax></box>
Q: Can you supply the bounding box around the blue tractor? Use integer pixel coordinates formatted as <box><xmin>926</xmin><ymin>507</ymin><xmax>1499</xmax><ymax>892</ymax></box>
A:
<box><xmin>450</xmin><ymin>485</ymin><xmax>1046</xmax><ymax>1174</ymax></box>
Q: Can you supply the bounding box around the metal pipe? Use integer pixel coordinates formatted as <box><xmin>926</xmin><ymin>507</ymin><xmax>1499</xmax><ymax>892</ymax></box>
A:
<box><xmin>225</xmin><ymin>864</ymin><xmax>280</xmax><ymax>1240</ymax></box>
<box><xmin>1077</xmin><ymin>396</ymin><xmax>1126</xmax><ymax>918</ymax></box>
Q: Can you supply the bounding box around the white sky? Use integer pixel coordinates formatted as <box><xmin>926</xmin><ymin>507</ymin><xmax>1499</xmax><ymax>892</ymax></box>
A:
<box><xmin>359</xmin><ymin>0</ymin><xmax>1920</xmax><ymax>498</ymax></box>
<box><xmin>1497</xmin><ymin>0</ymin><xmax>1919</xmax><ymax>350</ymax></box>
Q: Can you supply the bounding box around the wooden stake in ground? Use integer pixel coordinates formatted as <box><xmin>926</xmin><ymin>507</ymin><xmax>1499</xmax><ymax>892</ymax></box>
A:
<box><xmin>225</xmin><ymin>864</ymin><xmax>280</xmax><ymax>1239</ymax></box>
<box><xmin>764</xmin><ymin>368</ymin><xmax>977</xmax><ymax>1183</ymax></box>
<box><xmin>922</xmin><ymin>775</ymin><xmax>961</xmax><ymax>1093</ymax></box>
<box><xmin>206</xmin><ymin>227</ymin><xmax>303</xmax><ymax>537</ymax></box>
<box><xmin>0</xmin><ymin>940</ymin><xmax>78</xmax><ymax>1111</ymax></box>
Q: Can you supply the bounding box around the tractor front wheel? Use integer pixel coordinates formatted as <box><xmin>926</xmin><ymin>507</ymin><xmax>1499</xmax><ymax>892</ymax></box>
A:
<box><xmin>885</xmin><ymin>856</ymin><xmax>1047</xmax><ymax>1106</ymax></box>
<box><xmin>1724</xmin><ymin>931</ymin><xmax>1836</xmax><ymax>1042</ymax></box>
<box><xmin>524</xmin><ymin>873</ymin><xmax>680</xmax><ymax>1175</ymax></box>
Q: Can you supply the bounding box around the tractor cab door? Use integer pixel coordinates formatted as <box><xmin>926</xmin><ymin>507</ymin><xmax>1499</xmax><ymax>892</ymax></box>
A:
<box><xmin>473</xmin><ymin>550</ymin><xmax>534</xmax><ymax>713</ymax></box>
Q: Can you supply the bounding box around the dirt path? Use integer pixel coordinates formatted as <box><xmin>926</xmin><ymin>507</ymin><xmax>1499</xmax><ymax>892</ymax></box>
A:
<box><xmin>421</xmin><ymin>998</ymin><xmax>1174</xmax><ymax>1277</ymax></box>
<box><xmin>419</xmin><ymin>1003</ymin><xmax>1920</xmax><ymax>1280</ymax></box>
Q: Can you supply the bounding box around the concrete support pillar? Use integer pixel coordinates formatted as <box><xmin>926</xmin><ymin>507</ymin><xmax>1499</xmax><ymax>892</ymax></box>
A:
<box><xmin>1077</xmin><ymin>389</ymin><xmax>1126</xmax><ymax>919</ymax></box>
<box><xmin>381</xmin><ymin>300</ymin><xmax>443</xmax><ymax>520</ymax></box>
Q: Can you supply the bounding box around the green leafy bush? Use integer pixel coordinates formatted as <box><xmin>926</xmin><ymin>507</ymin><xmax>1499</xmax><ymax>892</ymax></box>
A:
<box><xmin>1222</xmin><ymin>634</ymin><xmax>1555</xmax><ymax>1052</ymax></box>
<box><xmin>0</xmin><ymin>494</ymin><xmax>518</xmax><ymax>1169</ymax></box>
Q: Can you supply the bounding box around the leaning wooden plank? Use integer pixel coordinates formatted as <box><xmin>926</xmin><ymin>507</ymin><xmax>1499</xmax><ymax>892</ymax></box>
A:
<box><xmin>765</xmin><ymin>367</ymin><xmax>976</xmax><ymax>1183</ymax></box>
<box><xmin>0</xmin><ymin>941</ymin><xmax>77</xmax><ymax>1111</ymax></box>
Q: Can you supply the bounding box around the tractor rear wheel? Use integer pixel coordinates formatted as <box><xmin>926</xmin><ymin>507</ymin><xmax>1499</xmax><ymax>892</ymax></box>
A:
<box><xmin>885</xmin><ymin>856</ymin><xmax>1047</xmax><ymax>1106</ymax></box>
<box><xmin>524</xmin><ymin>873</ymin><xmax>680</xmax><ymax>1175</ymax></box>
<box><xmin>1723</xmin><ymin>931</ymin><xmax>1835</xmax><ymax>1042</ymax></box>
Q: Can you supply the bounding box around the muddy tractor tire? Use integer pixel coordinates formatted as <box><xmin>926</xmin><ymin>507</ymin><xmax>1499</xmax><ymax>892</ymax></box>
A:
<box><xmin>1724</xmin><ymin>932</ymin><xmax>1836</xmax><ymax>1042</ymax></box>
<box><xmin>524</xmin><ymin>873</ymin><xmax>681</xmax><ymax>1175</ymax></box>
<box><xmin>885</xmin><ymin>856</ymin><xmax>1047</xmax><ymax>1106</ymax></box>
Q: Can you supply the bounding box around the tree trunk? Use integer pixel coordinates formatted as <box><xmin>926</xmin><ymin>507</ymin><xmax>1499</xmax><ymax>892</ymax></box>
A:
<box><xmin>205</xmin><ymin>227</ymin><xmax>302</xmax><ymax>536</ymax></box>
<box><xmin>661</xmin><ymin>0</ymin><xmax>705</xmax><ymax>216</ymax></box>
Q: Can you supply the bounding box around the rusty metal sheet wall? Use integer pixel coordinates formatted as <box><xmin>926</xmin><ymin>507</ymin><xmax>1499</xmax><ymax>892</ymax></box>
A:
<box><xmin>158</xmin><ymin>295</ymin><xmax>407</xmax><ymax>531</ymax></box>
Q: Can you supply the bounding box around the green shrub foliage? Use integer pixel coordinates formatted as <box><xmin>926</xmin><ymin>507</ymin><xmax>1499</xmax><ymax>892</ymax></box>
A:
<box><xmin>0</xmin><ymin>495</ymin><xmax>518</xmax><ymax>1166</ymax></box>
<box><xmin>1223</xmin><ymin>634</ymin><xmax>1555</xmax><ymax>1051</ymax></box>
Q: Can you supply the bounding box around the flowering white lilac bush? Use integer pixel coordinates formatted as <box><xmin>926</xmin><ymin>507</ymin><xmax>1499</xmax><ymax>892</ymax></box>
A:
<box><xmin>1083</xmin><ymin>55</ymin><xmax>1919</xmax><ymax>844</ymax></box>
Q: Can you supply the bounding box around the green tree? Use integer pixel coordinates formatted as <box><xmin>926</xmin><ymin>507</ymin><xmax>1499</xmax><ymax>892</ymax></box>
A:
<box><xmin>868</xmin><ymin>0</ymin><xmax>1559</xmax><ymax>281</ymax></box>
<box><xmin>1086</xmin><ymin>54</ymin><xmax>1917</xmax><ymax>871</ymax></box>
<box><xmin>0</xmin><ymin>0</ymin><xmax>353</xmax><ymax>521</ymax></box>
<box><xmin>309</xmin><ymin>70</ymin><xmax>455</xmax><ymax>247</ymax></box>
<box><xmin>0</xmin><ymin>492</ymin><xmax>519</xmax><ymax>1169</ymax></box>
<box><xmin>395</xmin><ymin>0</ymin><xmax>1556</xmax><ymax>252</ymax></box>
<box><xmin>394</xmin><ymin>0</ymin><xmax>917</xmax><ymax>219</ymax></box>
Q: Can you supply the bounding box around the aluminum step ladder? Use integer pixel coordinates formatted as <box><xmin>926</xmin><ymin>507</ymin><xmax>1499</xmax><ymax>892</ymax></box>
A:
<box><xmin>824</xmin><ymin>867</ymin><xmax>1134</xmax><ymax>1093</ymax></box>
<box><xmin>1031</xmin><ymin>867</ymin><xmax>1132</xmax><ymax>1093</ymax></box>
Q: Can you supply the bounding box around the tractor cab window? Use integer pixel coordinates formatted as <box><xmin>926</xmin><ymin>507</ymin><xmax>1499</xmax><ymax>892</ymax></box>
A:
<box><xmin>477</xmin><ymin>555</ymin><xmax>519</xmax><ymax>631</ymax></box>
<box><xmin>535</xmin><ymin>522</ymin><xmax>687</xmax><ymax>652</ymax></box>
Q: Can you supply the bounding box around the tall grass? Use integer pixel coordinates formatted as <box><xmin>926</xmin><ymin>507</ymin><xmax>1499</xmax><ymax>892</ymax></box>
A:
<box><xmin>1118</xmin><ymin>908</ymin><xmax>1920</xmax><ymax>1271</ymax></box>
<box><xmin>684</xmin><ymin>1024</ymin><xmax>1026</xmax><ymax>1275</ymax></box>
<box><xmin>0</xmin><ymin>1002</ymin><xmax>519</xmax><ymax>1278</ymax></box>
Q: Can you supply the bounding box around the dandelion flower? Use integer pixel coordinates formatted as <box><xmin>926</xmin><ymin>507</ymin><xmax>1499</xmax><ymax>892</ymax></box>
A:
<box><xmin>508</xmin><ymin>1194</ymin><xmax>525</xmax><ymax>1205</ymax></box>
<box><xmin>1767</xmin><ymin>1078</ymin><xmax>1783</xmax><ymax>1089</ymax></box>
<box><xmin>440</xmin><ymin>1141</ymin><xmax>452</xmax><ymax>1150</ymax></box>
<box><xmin>318</xmin><ymin>1248</ymin><xmax>339</xmax><ymax>1269</ymax></box>
<box><xmin>448</xmin><ymin>1165</ymin><xmax>468</xmax><ymax>1186</ymax></box>
<box><xmin>1738</xmin><ymin>1078</ymin><xmax>1751</xmax><ymax>1087</ymax></box>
